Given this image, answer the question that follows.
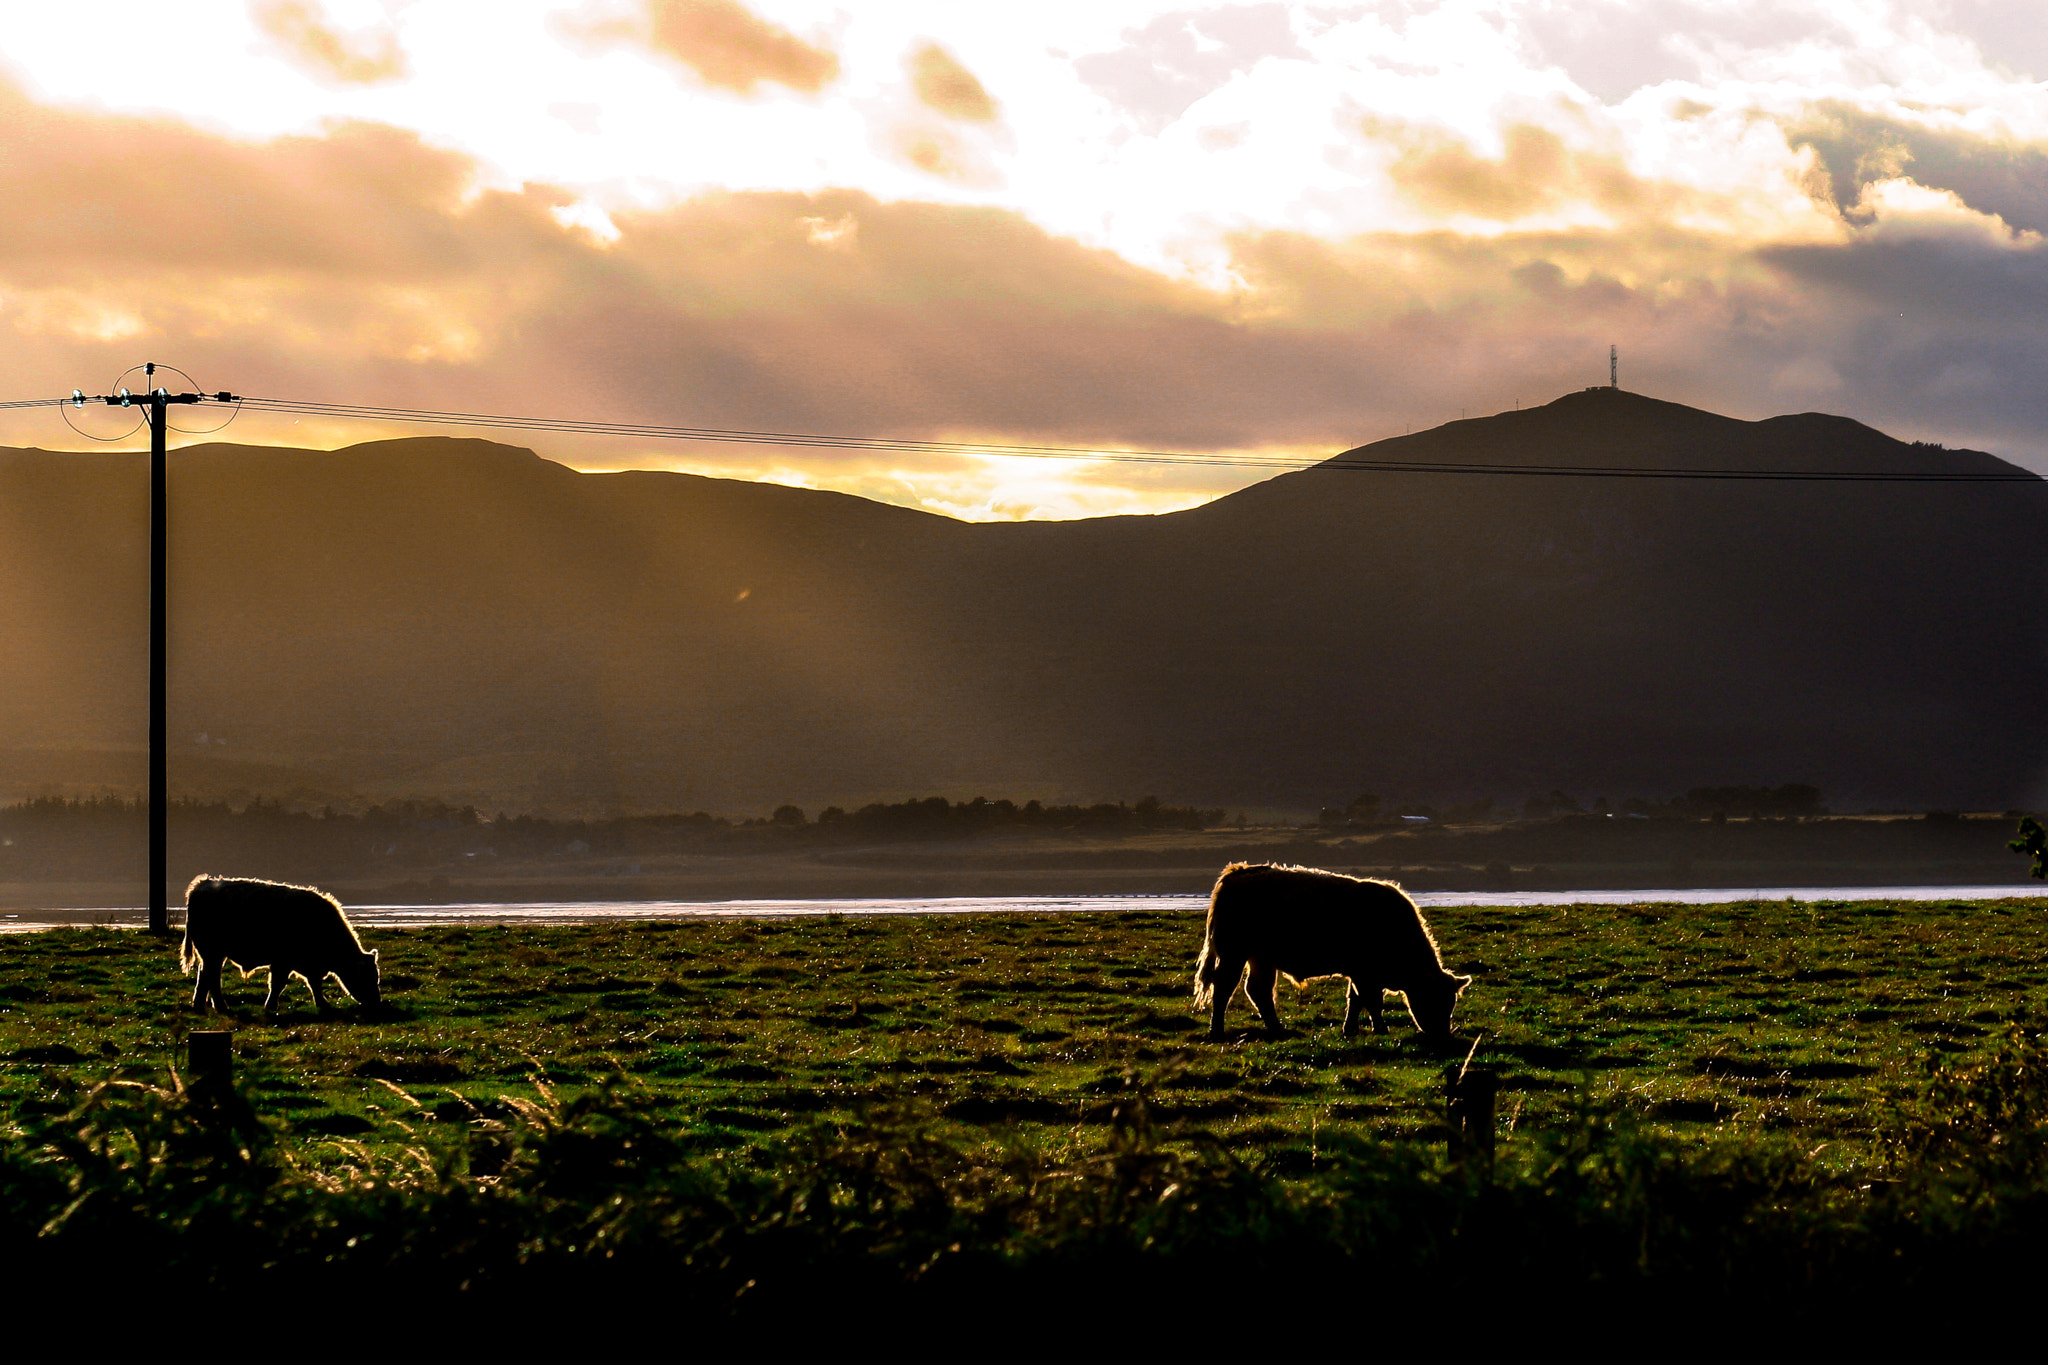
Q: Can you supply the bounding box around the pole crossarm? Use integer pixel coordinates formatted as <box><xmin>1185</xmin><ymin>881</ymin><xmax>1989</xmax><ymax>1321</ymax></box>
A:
<box><xmin>73</xmin><ymin>389</ymin><xmax>231</xmax><ymax>407</ymax></box>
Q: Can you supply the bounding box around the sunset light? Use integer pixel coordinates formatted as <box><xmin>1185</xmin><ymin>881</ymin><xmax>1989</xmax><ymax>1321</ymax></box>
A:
<box><xmin>3</xmin><ymin>0</ymin><xmax>2044</xmax><ymax>516</ymax></box>
<box><xmin>11</xmin><ymin>6</ymin><xmax>2048</xmax><ymax>1318</ymax></box>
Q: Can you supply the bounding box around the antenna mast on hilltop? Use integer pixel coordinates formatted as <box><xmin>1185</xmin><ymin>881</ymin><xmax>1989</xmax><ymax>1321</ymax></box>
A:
<box><xmin>1610</xmin><ymin>345</ymin><xmax>1618</xmax><ymax>390</ymax></box>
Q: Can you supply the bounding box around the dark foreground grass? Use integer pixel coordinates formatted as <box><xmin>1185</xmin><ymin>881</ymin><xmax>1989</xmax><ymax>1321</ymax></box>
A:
<box><xmin>6</xmin><ymin>898</ymin><xmax>2048</xmax><ymax>1326</ymax></box>
<box><xmin>7</xmin><ymin>1036</ymin><xmax>2048</xmax><ymax>1333</ymax></box>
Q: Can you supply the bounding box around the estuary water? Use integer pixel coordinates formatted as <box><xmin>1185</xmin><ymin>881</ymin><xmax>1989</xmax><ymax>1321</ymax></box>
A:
<box><xmin>4</xmin><ymin>884</ymin><xmax>2045</xmax><ymax>933</ymax></box>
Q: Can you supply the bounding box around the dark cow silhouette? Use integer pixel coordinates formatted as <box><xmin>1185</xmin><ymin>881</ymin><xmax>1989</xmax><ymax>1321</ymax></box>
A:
<box><xmin>1192</xmin><ymin>862</ymin><xmax>1469</xmax><ymax>1041</ymax></box>
<box><xmin>181</xmin><ymin>875</ymin><xmax>381</xmax><ymax>1014</ymax></box>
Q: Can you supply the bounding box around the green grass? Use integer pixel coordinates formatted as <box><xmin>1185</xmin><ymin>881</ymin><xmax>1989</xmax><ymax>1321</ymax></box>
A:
<box><xmin>9</xmin><ymin>899</ymin><xmax>2048</xmax><ymax>1326</ymax></box>
<box><xmin>5</xmin><ymin>895</ymin><xmax>2046</xmax><ymax>1170</ymax></box>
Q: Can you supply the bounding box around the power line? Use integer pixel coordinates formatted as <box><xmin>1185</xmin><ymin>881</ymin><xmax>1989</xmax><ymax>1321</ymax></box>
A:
<box><xmin>11</xmin><ymin>390</ymin><xmax>2041</xmax><ymax>483</ymax></box>
<box><xmin>232</xmin><ymin>394</ymin><xmax>2048</xmax><ymax>483</ymax></box>
<box><xmin>232</xmin><ymin>396</ymin><xmax>1321</xmax><ymax>470</ymax></box>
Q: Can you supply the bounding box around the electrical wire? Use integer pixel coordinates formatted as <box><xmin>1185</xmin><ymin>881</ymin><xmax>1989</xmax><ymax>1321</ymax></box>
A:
<box><xmin>234</xmin><ymin>394</ymin><xmax>2046</xmax><ymax>483</ymax></box>
<box><xmin>7</xmin><ymin>390</ymin><xmax>2042</xmax><ymax>483</ymax></box>
<box><xmin>56</xmin><ymin>396</ymin><xmax>144</xmax><ymax>444</ymax></box>
<box><xmin>167</xmin><ymin>397</ymin><xmax>243</xmax><ymax>437</ymax></box>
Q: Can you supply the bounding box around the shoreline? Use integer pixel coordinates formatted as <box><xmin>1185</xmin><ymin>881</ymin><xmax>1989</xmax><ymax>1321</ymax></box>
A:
<box><xmin>8</xmin><ymin>882</ymin><xmax>2046</xmax><ymax>933</ymax></box>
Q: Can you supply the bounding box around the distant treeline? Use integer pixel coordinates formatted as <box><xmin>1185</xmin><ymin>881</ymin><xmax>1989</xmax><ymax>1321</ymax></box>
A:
<box><xmin>1322</xmin><ymin>783</ymin><xmax>1830</xmax><ymax>826</ymax></box>
<box><xmin>790</xmin><ymin>794</ymin><xmax>1224</xmax><ymax>836</ymax></box>
<box><xmin>0</xmin><ymin>790</ymin><xmax>2031</xmax><ymax>892</ymax></box>
<box><xmin>0</xmin><ymin>793</ymin><xmax>1225</xmax><ymax>885</ymax></box>
<box><xmin>1525</xmin><ymin>783</ymin><xmax>1828</xmax><ymax>820</ymax></box>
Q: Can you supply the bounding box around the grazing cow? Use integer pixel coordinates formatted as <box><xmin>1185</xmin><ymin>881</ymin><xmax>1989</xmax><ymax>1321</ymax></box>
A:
<box><xmin>1192</xmin><ymin>862</ymin><xmax>1469</xmax><ymax>1042</ymax></box>
<box><xmin>181</xmin><ymin>875</ymin><xmax>381</xmax><ymax>1014</ymax></box>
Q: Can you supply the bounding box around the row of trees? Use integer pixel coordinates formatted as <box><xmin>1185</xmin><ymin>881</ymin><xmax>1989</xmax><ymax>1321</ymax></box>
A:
<box><xmin>0</xmin><ymin>792</ymin><xmax>1230</xmax><ymax>881</ymax></box>
<box><xmin>1319</xmin><ymin>784</ymin><xmax>1830</xmax><ymax>827</ymax></box>
<box><xmin>770</xmin><ymin>795</ymin><xmax>1226</xmax><ymax>836</ymax></box>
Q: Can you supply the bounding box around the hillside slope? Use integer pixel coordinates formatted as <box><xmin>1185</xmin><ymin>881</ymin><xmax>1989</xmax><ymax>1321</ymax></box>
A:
<box><xmin>2</xmin><ymin>387</ymin><xmax>2042</xmax><ymax>814</ymax></box>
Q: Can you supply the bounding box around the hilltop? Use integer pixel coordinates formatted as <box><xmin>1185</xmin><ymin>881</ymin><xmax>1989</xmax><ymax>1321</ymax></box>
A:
<box><xmin>1</xmin><ymin>388</ymin><xmax>2043</xmax><ymax>824</ymax></box>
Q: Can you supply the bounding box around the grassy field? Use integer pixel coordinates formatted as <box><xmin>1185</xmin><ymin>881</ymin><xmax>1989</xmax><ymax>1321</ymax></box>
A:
<box><xmin>6</xmin><ymin>893</ymin><xmax>2046</xmax><ymax>1174</ymax></box>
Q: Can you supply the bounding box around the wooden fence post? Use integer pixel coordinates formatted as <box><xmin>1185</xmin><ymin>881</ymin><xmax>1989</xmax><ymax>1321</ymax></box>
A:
<box><xmin>188</xmin><ymin>1030</ymin><xmax>233</xmax><ymax>1083</ymax></box>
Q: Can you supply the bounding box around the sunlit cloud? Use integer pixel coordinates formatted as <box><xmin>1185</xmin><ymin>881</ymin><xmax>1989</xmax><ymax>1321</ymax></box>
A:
<box><xmin>251</xmin><ymin>0</ymin><xmax>409</xmax><ymax>87</ymax></box>
<box><xmin>562</xmin><ymin>0</ymin><xmax>842</xmax><ymax>95</ymax></box>
<box><xmin>0</xmin><ymin>2</ymin><xmax>2044</xmax><ymax>515</ymax></box>
<box><xmin>909</xmin><ymin>42</ymin><xmax>999</xmax><ymax>123</ymax></box>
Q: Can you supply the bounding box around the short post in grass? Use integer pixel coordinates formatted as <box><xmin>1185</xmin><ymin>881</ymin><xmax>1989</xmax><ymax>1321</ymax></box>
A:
<box><xmin>188</xmin><ymin>1030</ymin><xmax>233</xmax><ymax>1085</ymax></box>
<box><xmin>1444</xmin><ymin>1064</ymin><xmax>1499</xmax><ymax>1179</ymax></box>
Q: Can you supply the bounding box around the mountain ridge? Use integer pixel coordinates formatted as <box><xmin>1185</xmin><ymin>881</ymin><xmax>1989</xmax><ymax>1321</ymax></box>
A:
<box><xmin>2</xmin><ymin>389</ymin><xmax>2041</xmax><ymax>817</ymax></box>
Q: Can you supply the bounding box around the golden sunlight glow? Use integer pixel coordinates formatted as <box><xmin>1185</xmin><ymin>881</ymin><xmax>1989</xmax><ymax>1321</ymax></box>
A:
<box><xmin>1</xmin><ymin>1</ymin><xmax>2045</xmax><ymax>504</ymax></box>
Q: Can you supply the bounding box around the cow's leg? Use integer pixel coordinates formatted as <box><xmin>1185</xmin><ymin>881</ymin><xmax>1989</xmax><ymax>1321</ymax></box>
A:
<box><xmin>191</xmin><ymin>957</ymin><xmax>209</xmax><ymax>1009</ymax></box>
<box><xmin>1244</xmin><ymin>961</ymin><xmax>1285</xmax><ymax>1036</ymax></box>
<box><xmin>307</xmin><ymin>971</ymin><xmax>329</xmax><ymax>1014</ymax></box>
<box><xmin>202</xmin><ymin>960</ymin><xmax>227</xmax><ymax>1011</ymax></box>
<box><xmin>1343</xmin><ymin>980</ymin><xmax>1365</xmax><ymax>1037</ymax></box>
<box><xmin>262</xmin><ymin>968</ymin><xmax>288</xmax><ymax>1015</ymax></box>
<box><xmin>1207</xmin><ymin>958</ymin><xmax>1245</xmax><ymax>1039</ymax></box>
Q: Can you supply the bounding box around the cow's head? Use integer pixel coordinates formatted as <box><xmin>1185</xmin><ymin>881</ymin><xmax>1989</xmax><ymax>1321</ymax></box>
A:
<box><xmin>1405</xmin><ymin>970</ymin><xmax>1472</xmax><ymax>1042</ymax></box>
<box><xmin>339</xmin><ymin>948</ymin><xmax>381</xmax><ymax>1009</ymax></box>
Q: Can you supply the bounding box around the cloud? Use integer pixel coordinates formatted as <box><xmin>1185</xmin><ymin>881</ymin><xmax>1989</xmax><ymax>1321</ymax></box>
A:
<box><xmin>1930</xmin><ymin>0</ymin><xmax>2048</xmax><ymax>81</ymax></box>
<box><xmin>877</xmin><ymin>43</ymin><xmax>1010</xmax><ymax>185</ymax></box>
<box><xmin>0</xmin><ymin>82</ymin><xmax>475</xmax><ymax>280</ymax></box>
<box><xmin>568</xmin><ymin>0</ymin><xmax>840</xmax><ymax>95</ymax></box>
<box><xmin>5</xmin><ymin>35</ymin><xmax>2048</xmax><ymax>520</ymax></box>
<box><xmin>549</xmin><ymin>102</ymin><xmax>604</xmax><ymax>136</ymax></box>
<box><xmin>1771</xmin><ymin>354</ymin><xmax>1842</xmax><ymax>393</ymax></box>
<box><xmin>908</xmin><ymin>42</ymin><xmax>998</xmax><ymax>123</ymax></box>
<box><xmin>1383</xmin><ymin>121</ymin><xmax>1654</xmax><ymax>223</ymax></box>
<box><xmin>1790</xmin><ymin>102</ymin><xmax>2048</xmax><ymax>235</ymax></box>
<box><xmin>1515</xmin><ymin>0</ymin><xmax>1833</xmax><ymax>102</ymax></box>
<box><xmin>1075</xmin><ymin>4</ymin><xmax>1305</xmax><ymax>133</ymax></box>
<box><xmin>251</xmin><ymin>0</ymin><xmax>408</xmax><ymax>86</ymax></box>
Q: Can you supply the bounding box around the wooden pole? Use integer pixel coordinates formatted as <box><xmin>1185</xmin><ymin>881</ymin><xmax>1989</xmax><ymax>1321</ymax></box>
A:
<box><xmin>187</xmin><ymin>1029</ymin><xmax>232</xmax><ymax>1080</ymax></box>
<box><xmin>149</xmin><ymin>384</ymin><xmax>168</xmax><ymax>935</ymax></box>
<box><xmin>74</xmin><ymin>368</ymin><xmax>221</xmax><ymax>935</ymax></box>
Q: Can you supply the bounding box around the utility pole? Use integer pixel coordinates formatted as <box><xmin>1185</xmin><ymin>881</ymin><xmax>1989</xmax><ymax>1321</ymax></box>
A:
<box><xmin>70</xmin><ymin>365</ymin><xmax>236</xmax><ymax>934</ymax></box>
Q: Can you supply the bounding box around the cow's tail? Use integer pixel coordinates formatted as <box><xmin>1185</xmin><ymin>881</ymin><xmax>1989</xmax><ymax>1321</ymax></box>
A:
<box><xmin>178</xmin><ymin>875</ymin><xmax>217</xmax><ymax>975</ymax></box>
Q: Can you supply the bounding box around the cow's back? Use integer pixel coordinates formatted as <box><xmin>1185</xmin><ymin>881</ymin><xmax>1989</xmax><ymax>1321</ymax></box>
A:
<box><xmin>186</xmin><ymin>877</ymin><xmax>359</xmax><ymax>969</ymax></box>
<box><xmin>1207</xmin><ymin>863</ymin><xmax>1441</xmax><ymax>977</ymax></box>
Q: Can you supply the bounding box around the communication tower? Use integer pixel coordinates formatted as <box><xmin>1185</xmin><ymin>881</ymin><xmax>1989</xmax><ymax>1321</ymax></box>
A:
<box><xmin>1610</xmin><ymin>345</ymin><xmax>1618</xmax><ymax>389</ymax></box>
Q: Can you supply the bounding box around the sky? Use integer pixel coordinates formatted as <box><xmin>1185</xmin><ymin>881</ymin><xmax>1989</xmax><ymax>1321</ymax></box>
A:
<box><xmin>2</xmin><ymin>0</ymin><xmax>2044</xmax><ymax>519</ymax></box>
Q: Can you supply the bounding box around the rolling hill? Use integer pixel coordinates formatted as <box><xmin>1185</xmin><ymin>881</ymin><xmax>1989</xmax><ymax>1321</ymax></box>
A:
<box><xmin>3</xmin><ymin>387</ymin><xmax>2043</xmax><ymax>815</ymax></box>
